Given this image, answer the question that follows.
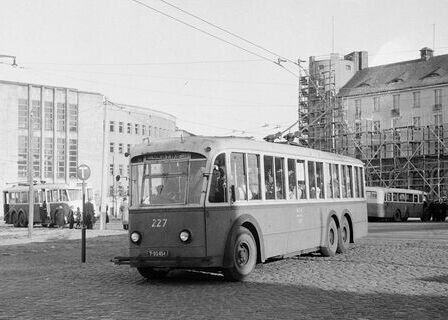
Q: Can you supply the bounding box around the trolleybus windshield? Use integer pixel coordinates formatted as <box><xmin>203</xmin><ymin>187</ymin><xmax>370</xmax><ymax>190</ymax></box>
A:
<box><xmin>131</xmin><ymin>157</ymin><xmax>206</xmax><ymax>206</ymax></box>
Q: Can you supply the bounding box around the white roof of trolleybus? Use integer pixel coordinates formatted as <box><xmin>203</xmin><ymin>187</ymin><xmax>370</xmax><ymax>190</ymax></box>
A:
<box><xmin>131</xmin><ymin>136</ymin><xmax>364</xmax><ymax>166</ymax></box>
<box><xmin>365</xmin><ymin>186</ymin><xmax>425</xmax><ymax>194</ymax></box>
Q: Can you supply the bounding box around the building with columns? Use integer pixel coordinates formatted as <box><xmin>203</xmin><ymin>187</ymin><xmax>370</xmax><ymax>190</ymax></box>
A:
<box><xmin>0</xmin><ymin>80</ymin><xmax>176</xmax><ymax>217</ymax></box>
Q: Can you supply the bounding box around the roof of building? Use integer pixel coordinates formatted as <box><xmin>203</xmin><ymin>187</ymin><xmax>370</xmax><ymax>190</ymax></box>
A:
<box><xmin>338</xmin><ymin>52</ymin><xmax>448</xmax><ymax>97</ymax></box>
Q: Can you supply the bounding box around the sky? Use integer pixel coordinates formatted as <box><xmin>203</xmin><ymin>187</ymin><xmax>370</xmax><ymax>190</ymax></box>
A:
<box><xmin>1</xmin><ymin>0</ymin><xmax>448</xmax><ymax>139</ymax></box>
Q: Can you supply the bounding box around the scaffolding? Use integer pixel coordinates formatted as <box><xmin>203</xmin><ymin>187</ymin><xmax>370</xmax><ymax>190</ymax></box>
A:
<box><xmin>298</xmin><ymin>62</ymin><xmax>448</xmax><ymax>199</ymax></box>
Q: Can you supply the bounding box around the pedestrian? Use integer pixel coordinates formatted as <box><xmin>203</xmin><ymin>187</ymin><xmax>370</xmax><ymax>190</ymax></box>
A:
<box><xmin>68</xmin><ymin>206</ymin><xmax>75</xmax><ymax>229</ymax></box>
<box><xmin>39</xmin><ymin>200</ymin><xmax>48</xmax><ymax>226</ymax></box>
<box><xmin>440</xmin><ymin>198</ymin><xmax>447</xmax><ymax>222</ymax></box>
<box><xmin>85</xmin><ymin>198</ymin><xmax>95</xmax><ymax>229</ymax></box>
<box><xmin>428</xmin><ymin>199</ymin><xmax>437</xmax><ymax>222</ymax></box>
<box><xmin>75</xmin><ymin>207</ymin><xmax>81</xmax><ymax>228</ymax></box>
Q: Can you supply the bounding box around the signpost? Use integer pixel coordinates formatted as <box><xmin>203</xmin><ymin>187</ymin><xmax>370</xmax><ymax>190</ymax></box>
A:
<box><xmin>77</xmin><ymin>164</ymin><xmax>91</xmax><ymax>263</ymax></box>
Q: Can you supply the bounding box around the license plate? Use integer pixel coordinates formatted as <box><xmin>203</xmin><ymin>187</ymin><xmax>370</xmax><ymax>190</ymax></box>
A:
<box><xmin>146</xmin><ymin>249</ymin><xmax>169</xmax><ymax>257</ymax></box>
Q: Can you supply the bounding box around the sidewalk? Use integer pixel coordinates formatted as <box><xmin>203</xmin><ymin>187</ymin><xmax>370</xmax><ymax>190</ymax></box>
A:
<box><xmin>0</xmin><ymin>221</ymin><xmax>126</xmax><ymax>246</ymax></box>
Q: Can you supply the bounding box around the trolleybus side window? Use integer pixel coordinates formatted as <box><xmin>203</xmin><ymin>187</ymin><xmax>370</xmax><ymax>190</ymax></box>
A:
<box><xmin>393</xmin><ymin>193</ymin><xmax>398</xmax><ymax>201</ymax></box>
<box><xmin>264</xmin><ymin>156</ymin><xmax>275</xmax><ymax>200</ymax></box>
<box><xmin>324</xmin><ymin>163</ymin><xmax>331</xmax><ymax>199</ymax></box>
<box><xmin>230</xmin><ymin>152</ymin><xmax>247</xmax><ymax>201</ymax></box>
<box><xmin>187</xmin><ymin>159</ymin><xmax>207</xmax><ymax>204</ymax></box>
<box><xmin>354</xmin><ymin>167</ymin><xmax>360</xmax><ymax>198</ymax></box>
<box><xmin>346</xmin><ymin>165</ymin><xmax>353</xmax><ymax>198</ymax></box>
<box><xmin>407</xmin><ymin>194</ymin><xmax>413</xmax><ymax>202</ymax></box>
<box><xmin>275</xmin><ymin>157</ymin><xmax>285</xmax><ymax>200</ymax></box>
<box><xmin>247</xmin><ymin>154</ymin><xmax>261</xmax><ymax>200</ymax></box>
<box><xmin>386</xmin><ymin>192</ymin><xmax>392</xmax><ymax>202</ymax></box>
<box><xmin>316</xmin><ymin>162</ymin><xmax>325</xmax><ymax>199</ymax></box>
<box><xmin>399</xmin><ymin>193</ymin><xmax>406</xmax><ymax>201</ymax></box>
<box><xmin>209</xmin><ymin>153</ymin><xmax>227</xmax><ymax>203</ymax></box>
<box><xmin>296</xmin><ymin>160</ymin><xmax>307</xmax><ymax>199</ymax></box>
<box><xmin>308</xmin><ymin>161</ymin><xmax>317</xmax><ymax>199</ymax></box>
<box><xmin>331</xmin><ymin>163</ymin><xmax>340</xmax><ymax>198</ymax></box>
<box><xmin>287</xmin><ymin>158</ymin><xmax>297</xmax><ymax>200</ymax></box>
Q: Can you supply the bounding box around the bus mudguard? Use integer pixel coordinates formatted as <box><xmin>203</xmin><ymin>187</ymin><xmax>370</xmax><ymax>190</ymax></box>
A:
<box><xmin>222</xmin><ymin>214</ymin><xmax>265</xmax><ymax>267</ymax></box>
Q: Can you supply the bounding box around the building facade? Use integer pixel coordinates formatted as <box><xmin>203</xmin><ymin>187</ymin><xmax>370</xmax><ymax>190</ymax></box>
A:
<box><xmin>302</xmin><ymin>48</ymin><xmax>448</xmax><ymax>198</ymax></box>
<box><xmin>0</xmin><ymin>80</ymin><xmax>176</xmax><ymax>217</ymax></box>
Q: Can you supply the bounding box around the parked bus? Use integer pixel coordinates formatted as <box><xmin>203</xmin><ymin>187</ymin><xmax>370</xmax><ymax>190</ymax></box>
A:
<box><xmin>114</xmin><ymin>136</ymin><xmax>368</xmax><ymax>281</ymax></box>
<box><xmin>3</xmin><ymin>183</ymin><xmax>93</xmax><ymax>227</ymax></box>
<box><xmin>366</xmin><ymin>186</ymin><xmax>427</xmax><ymax>222</ymax></box>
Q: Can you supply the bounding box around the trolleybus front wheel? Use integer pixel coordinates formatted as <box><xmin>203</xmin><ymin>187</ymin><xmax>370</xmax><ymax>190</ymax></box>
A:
<box><xmin>137</xmin><ymin>267</ymin><xmax>170</xmax><ymax>280</ymax></box>
<box><xmin>337</xmin><ymin>215</ymin><xmax>351</xmax><ymax>253</ymax></box>
<box><xmin>321</xmin><ymin>218</ymin><xmax>339</xmax><ymax>257</ymax></box>
<box><xmin>223</xmin><ymin>226</ymin><xmax>257</xmax><ymax>281</ymax></box>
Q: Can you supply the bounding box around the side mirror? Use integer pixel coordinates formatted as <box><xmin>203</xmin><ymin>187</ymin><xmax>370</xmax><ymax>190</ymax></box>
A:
<box><xmin>230</xmin><ymin>185</ymin><xmax>236</xmax><ymax>203</ymax></box>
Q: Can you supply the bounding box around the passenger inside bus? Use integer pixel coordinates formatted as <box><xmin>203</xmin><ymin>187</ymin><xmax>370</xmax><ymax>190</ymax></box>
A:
<box><xmin>209</xmin><ymin>154</ymin><xmax>227</xmax><ymax>203</ymax></box>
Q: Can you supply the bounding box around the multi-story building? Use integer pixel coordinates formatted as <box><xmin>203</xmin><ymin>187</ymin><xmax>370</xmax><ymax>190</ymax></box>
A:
<box><xmin>0</xmin><ymin>80</ymin><xmax>176</xmax><ymax>217</ymax></box>
<box><xmin>303</xmin><ymin>47</ymin><xmax>448</xmax><ymax>197</ymax></box>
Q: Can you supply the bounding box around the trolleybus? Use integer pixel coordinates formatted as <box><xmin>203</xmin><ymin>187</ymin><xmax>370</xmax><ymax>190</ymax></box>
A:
<box><xmin>3</xmin><ymin>183</ymin><xmax>93</xmax><ymax>227</ymax></box>
<box><xmin>114</xmin><ymin>136</ymin><xmax>368</xmax><ymax>281</ymax></box>
<box><xmin>365</xmin><ymin>186</ymin><xmax>427</xmax><ymax>222</ymax></box>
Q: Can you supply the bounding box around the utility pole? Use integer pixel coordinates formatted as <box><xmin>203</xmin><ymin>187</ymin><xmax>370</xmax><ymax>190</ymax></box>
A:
<box><xmin>27</xmin><ymin>85</ymin><xmax>34</xmax><ymax>238</ymax></box>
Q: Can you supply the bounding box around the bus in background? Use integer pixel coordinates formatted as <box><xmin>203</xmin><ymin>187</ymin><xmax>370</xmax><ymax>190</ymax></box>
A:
<box><xmin>3</xmin><ymin>183</ymin><xmax>93</xmax><ymax>227</ymax></box>
<box><xmin>114</xmin><ymin>136</ymin><xmax>368</xmax><ymax>281</ymax></box>
<box><xmin>366</xmin><ymin>187</ymin><xmax>428</xmax><ymax>222</ymax></box>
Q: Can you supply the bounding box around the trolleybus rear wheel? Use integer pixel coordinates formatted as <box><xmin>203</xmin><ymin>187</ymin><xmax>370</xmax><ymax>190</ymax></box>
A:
<box><xmin>18</xmin><ymin>212</ymin><xmax>27</xmax><ymax>227</ymax></box>
<box><xmin>321</xmin><ymin>218</ymin><xmax>339</xmax><ymax>257</ymax></box>
<box><xmin>137</xmin><ymin>267</ymin><xmax>169</xmax><ymax>280</ymax></box>
<box><xmin>393</xmin><ymin>209</ymin><xmax>401</xmax><ymax>222</ymax></box>
<box><xmin>337</xmin><ymin>216</ymin><xmax>351</xmax><ymax>253</ymax></box>
<box><xmin>223</xmin><ymin>226</ymin><xmax>257</xmax><ymax>281</ymax></box>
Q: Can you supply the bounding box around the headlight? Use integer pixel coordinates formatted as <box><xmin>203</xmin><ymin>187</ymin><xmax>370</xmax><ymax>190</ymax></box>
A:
<box><xmin>179</xmin><ymin>230</ymin><xmax>191</xmax><ymax>243</ymax></box>
<box><xmin>130</xmin><ymin>232</ymin><xmax>141</xmax><ymax>244</ymax></box>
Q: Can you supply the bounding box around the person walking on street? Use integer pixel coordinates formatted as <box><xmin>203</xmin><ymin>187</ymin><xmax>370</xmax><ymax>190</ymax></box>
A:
<box><xmin>85</xmin><ymin>198</ymin><xmax>95</xmax><ymax>229</ymax></box>
<box><xmin>68</xmin><ymin>206</ymin><xmax>75</xmax><ymax>229</ymax></box>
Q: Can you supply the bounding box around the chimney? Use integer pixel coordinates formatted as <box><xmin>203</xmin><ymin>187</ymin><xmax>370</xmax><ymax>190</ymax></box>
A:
<box><xmin>420</xmin><ymin>47</ymin><xmax>433</xmax><ymax>61</ymax></box>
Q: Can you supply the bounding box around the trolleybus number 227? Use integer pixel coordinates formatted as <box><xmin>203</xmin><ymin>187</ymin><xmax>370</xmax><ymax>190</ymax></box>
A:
<box><xmin>151</xmin><ymin>218</ymin><xmax>167</xmax><ymax>228</ymax></box>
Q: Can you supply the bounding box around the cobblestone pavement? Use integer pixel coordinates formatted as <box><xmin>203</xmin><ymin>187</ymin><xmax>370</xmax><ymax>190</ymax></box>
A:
<box><xmin>0</xmin><ymin>224</ymin><xmax>447</xmax><ymax>320</ymax></box>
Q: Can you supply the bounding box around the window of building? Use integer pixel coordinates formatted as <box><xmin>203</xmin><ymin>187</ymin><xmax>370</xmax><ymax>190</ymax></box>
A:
<box><xmin>118</xmin><ymin>122</ymin><xmax>123</xmax><ymax>133</ymax></box>
<box><xmin>56</xmin><ymin>103</ymin><xmax>66</xmax><ymax>132</ymax></box>
<box><xmin>135</xmin><ymin>124</ymin><xmax>139</xmax><ymax>135</ymax></box>
<box><xmin>355</xmin><ymin>99</ymin><xmax>361</xmax><ymax>120</ymax></box>
<box><xmin>31</xmin><ymin>136</ymin><xmax>41</xmax><ymax>179</ymax></box>
<box><xmin>373</xmin><ymin>120</ymin><xmax>381</xmax><ymax>132</ymax></box>
<box><xmin>109</xmin><ymin>142</ymin><xmax>114</xmax><ymax>153</ymax></box>
<box><xmin>44</xmin><ymin>102</ymin><xmax>54</xmax><ymax>131</ymax></box>
<box><xmin>18</xmin><ymin>99</ymin><xmax>28</xmax><ymax>129</ymax></box>
<box><xmin>142</xmin><ymin>125</ymin><xmax>146</xmax><ymax>135</ymax></box>
<box><xmin>44</xmin><ymin>137</ymin><xmax>53</xmax><ymax>178</ymax></box>
<box><xmin>109</xmin><ymin>121</ymin><xmax>115</xmax><ymax>132</ymax></box>
<box><xmin>413</xmin><ymin>116</ymin><xmax>421</xmax><ymax>127</ymax></box>
<box><xmin>109</xmin><ymin>164</ymin><xmax>114</xmax><ymax>175</ymax></box>
<box><xmin>434</xmin><ymin>113</ymin><xmax>443</xmax><ymax>126</ymax></box>
<box><xmin>31</xmin><ymin>100</ymin><xmax>41</xmax><ymax>131</ymax></box>
<box><xmin>127</xmin><ymin>144</ymin><xmax>131</xmax><ymax>154</ymax></box>
<box><xmin>118</xmin><ymin>143</ymin><xmax>123</xmax><ymax>154</ymax></box>
<box><xmin>68</xmin><ymin>104</ymin><xmax>78</xmax><ymax>132</ymax></box>
<box><xmin>69</xmin><ymin>139</ymin><xmax>77</xmax><ymax>178</ymax></box>
<box><xmin>373</xmin><ymin>97</ymin><xmax>380</xmax><ymax>112</ymax></box>
<box><xmin>346</xmin><ymin>65</ymin><xmax>351</xmax><ymax>71</ymax></box>
<box><xmin>393</xmin><ymin>94</ymin><xmax>400</xmax><ymax>111</ymax></box>
<box><xmin>148</xmin><ymin>126</ymin><xmax>152</xmax><ymax>137</ymax></box>
<box><xmin>127</xmin><ymin>123</ymin><xmax>131</xmax><ymax>134</ymax></box>
<box><xmin>434</xmin><ymin>89</ymin><xmax>442</xmax><ymax>108</ymax></box>
<box><xmin>413</xmin><ymin>91</ymin><xmax>420</xmax><ymax>108</ymax></box>
<box><xmin>119</xmin><ymin>164</ymin><xmax>124</xmax><ymax>176</ymax></box>
<box><xmin>355</xmin><ymin>122</ymin><xmax>362</xmax><ymax>133</ymax></box>
<box><xmin>18</xmin><ymin>135</ymin><xmax>28</xmax><ymax>178</ymax></box>
<box><xmin>57</xmin><ymin>138</ymin><xmax>65</xmax><ymax>179</ymax></box>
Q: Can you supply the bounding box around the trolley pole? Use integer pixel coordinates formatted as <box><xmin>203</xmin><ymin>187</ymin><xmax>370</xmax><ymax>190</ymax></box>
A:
<box><xmin>77</xmin><ymin>164</ymin><xmax>91</xmax><ymax>263</ymax></box>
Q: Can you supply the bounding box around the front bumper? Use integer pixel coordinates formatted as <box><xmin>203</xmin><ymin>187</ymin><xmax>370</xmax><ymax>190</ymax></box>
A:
<box><xmin>112</xmin><ymin>255</ymin><xmax>222</xmax><ymax>268</ymax></box>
